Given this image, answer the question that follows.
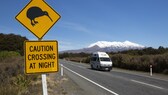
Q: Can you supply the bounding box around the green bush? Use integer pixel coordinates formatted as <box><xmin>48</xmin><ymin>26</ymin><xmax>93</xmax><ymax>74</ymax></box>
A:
<box><xmin>59</xmin><ymin>51</ymin><xmax>168</xmax><ymax>74</ymax></box>
<box><xmin>82</xmin><ymin>56</ymin><xmax>91</xmax><ymax>63</ymax></box>
<box><xmin>111</xmin><ymin>53</ymin><xmax>168</xmax><ymax>74</ymax></box>
<box><xmin>163</xmin><ymin>69</ymin><xmax>168</xmax><ymax>74</ymax></box>
<box><xmin>0</xmin><ymin>56</ymin><xmax>40</xmax><ymax>95</ymax></box>
<box><xmin>0</xmin><ymin>51</ymin><xmax>20</xmax><ymax>61</ymax></box>
<box><xmin>152</xmin><ymin>54</ymin><xmax>168</xmax><ymax>73</ymax></box>
<box><xmin>0</xmin><ymin>33</ymin><xmax>28</xmax><ymax>55</ymax></box>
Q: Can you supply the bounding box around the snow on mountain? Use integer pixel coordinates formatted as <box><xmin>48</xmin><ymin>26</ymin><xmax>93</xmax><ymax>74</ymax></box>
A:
<box><xmin>88</xmin><ymin>41</ymin><xmax>145</xmax><ymax>48</ymax></box>
<box><xmin>61</xmin><ymin>41</ymin><xmax>145</xmax><ymax>53</ymax></box>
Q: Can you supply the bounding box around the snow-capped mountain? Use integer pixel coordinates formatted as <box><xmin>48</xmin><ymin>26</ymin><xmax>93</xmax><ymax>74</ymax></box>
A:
<box><xmin>62</xmin><ymin>41</ymin><xmax>145</xmax><ymax>53</ymax></box>
<box><xmin>88</xmin><ymin>41</ymin><xmax>144</xmax><ymax>49</ymax></box>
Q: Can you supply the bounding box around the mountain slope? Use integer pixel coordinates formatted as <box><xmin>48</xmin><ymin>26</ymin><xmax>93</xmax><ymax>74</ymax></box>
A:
<box><xmin>62</xmin><ymin>41</ymin><xmax>145</xmax><ymax>53</ymax></box>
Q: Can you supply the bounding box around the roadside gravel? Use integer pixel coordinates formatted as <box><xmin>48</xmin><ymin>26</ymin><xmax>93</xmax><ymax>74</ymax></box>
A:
<box><xmin>47</xmin><ymin>73</ymin><xmax>85</xmax><ymax>95</ymax></box>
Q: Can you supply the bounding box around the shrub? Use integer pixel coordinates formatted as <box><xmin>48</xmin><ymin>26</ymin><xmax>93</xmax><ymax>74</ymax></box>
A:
<box><xmin>0</xmin><ymin>56</ymin><xmax>40</xmax><ymax>95</ymax></box>
<box><xmin>0</xmin><ymin>51</ymin><xmax>20</xmax><ymax>61</ymax></box>
<box><xmin>60</xmin><ymin>52</ymin><xmax>168</xmax><ymax>74</ymax></box>
<box><xmin>0</xmin><ymin>33</ymin><xmax>28</xmax><ymax>55</ymax></box>
<box><xmin>81</xmin><ymin>56</ymin><xmax>91</xmax><ymax>63</ymax></box>
<box><xmin>163</xmin><ymin>69</ymin><xmax>168</xmax><ymax>74</ymax></box>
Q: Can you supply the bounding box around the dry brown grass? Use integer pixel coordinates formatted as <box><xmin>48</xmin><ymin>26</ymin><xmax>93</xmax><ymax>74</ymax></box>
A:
<box><xmin>0</xmin><ymin>56</ymin><xmax>41</xmax><ymax>95</ymax></box>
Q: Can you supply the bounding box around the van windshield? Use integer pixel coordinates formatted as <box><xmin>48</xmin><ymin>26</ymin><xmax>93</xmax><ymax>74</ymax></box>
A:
<box><xmin>100</xmin><ymin>57</ymin><xmax>111</xmax><ymax>61</ymax></box>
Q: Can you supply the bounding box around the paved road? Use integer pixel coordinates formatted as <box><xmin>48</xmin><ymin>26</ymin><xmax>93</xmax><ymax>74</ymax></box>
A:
<box><xmin>60</xmin><ymin>60</ymin><xmax>168</xmax><ymax>95</ymax></box>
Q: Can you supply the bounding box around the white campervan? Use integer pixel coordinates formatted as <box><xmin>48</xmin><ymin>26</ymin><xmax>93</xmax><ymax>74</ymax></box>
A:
<box><xmin>90</xmin><ymin>52</ymin><xmax>112</xmax><ymax>71</ymax></box>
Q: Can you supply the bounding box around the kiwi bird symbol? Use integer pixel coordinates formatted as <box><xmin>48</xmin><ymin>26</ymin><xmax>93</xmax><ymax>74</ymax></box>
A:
<box><xmin>27</xmin><ymin>6</ymin><xmax>53</xmax><ymax>26</ymax></box>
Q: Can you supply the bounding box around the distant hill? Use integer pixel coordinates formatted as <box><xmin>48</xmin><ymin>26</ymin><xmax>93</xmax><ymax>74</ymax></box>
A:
<box><xmin>61</xmin><ymin>41</ymin><xmax>145</xmax><ymax>53</ymax></box>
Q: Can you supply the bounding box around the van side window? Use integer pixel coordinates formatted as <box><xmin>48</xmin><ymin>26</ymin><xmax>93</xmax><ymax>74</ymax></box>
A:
<box><xmin>96</xmin><ymin>58</ymin><xmax>99</xmax><ymax>62</ymax></box>
<box><xmin>94</xmin><ymin>54</ymin><xmax>97</xmax><ymax>56</ymax></box>
<box><xmin>91</xmin><ymin>57</ymin><xmax>97</xmax><ymax>61</ymax></box>
<box><xmin>100</xmin><ymin>57</ymin><xmax>111</xmax><ymax>61</ymax></box>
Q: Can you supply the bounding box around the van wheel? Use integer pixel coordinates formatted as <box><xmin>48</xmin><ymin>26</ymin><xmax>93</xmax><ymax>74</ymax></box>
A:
<box><xmin>97</xmin><ymin>65</ymin><xmax>100</xmax><ymax>70</ymax></box>
<box><xmin>107</xmin><ymin>69</ymin><xmax>111</xmax><ymax>72</ymax></box>
<box><xmin>91</xmin><ymin>65</ymin><xmax>93</xmax><ymax>69</ymax></box>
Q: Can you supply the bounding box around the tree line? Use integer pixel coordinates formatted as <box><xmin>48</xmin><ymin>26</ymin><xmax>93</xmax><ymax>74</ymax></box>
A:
<box><xmin>0</xmin><ymin>33</ymin><xmax>28</xmax><ymax>55</ymax></box>
<box><xmin>59</xmin><ymin>47</ymin><xmax>168</xmax><ymax>74</ymax></box>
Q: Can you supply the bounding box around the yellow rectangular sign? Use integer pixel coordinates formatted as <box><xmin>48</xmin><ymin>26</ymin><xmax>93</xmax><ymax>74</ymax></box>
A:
<box><xmin>24</xmin><ymin>40</ymin><xmax>58</xmax><ymax>74</ymax></box>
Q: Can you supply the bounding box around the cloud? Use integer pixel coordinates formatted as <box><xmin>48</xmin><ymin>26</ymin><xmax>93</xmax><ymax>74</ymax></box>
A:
<box><xmin>58</xmin><ymin>40</ymin><xmax>87</xmax><ymax>51</ymax></box>
<box><xmin>58</xmin><ymin>41</ymin><xmax>73</xmax><ymax>51</ymax></box>
<box><xmin>59</xmin><ymin>22</ymin><xmax>92</xmax><ymax>34</ymax></box>
<box><xmin>60</xmin><ymin>21</ymin><xmax>113</xmax><ymax>40</ymax></box>
<box><xmin>57</xmin><ymin>21</ymin><xmax>115</xmax><ymax>51</ymax></box>
<box><xmin>59</xmin><ymin>41</ymin><xmax>72</xmax><ymax>45</ymax></box>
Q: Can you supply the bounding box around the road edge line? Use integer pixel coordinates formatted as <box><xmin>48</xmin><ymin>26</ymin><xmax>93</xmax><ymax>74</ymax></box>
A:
<box><xmin>131</xmin><ymin>79</ymin><xmax>164</xmax><ymax>90</ymax></box>
<box><xmin>62</xmin><ymin>65</ymin><xmax>119</xmax><ymax>95</ymax></box>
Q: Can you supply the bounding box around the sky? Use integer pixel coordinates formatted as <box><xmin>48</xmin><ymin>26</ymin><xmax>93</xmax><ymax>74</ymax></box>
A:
<box><xmin>0</xmin><ymin>0</ymin><xmax>168</xmax><ymax>51</ymax></box>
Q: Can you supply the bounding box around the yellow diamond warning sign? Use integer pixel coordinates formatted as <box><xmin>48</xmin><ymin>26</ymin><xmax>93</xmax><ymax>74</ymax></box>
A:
<box><xmin>24</xmin><ymin>41</ymin><xmax>58</xmax><ymax>74</ymax></box>
<box><xmin>16</xmin><ymin>0</ymin><xmax>61</xmax><ymax>39</ymax></box>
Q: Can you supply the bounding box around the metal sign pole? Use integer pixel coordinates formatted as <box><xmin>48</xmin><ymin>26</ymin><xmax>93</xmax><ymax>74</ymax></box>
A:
<box><xmin>61</xmin><ymin>64</ymin><xmax>64</xmax><ymax>76</ymax></box>
<box><xmin>39</xmin><ymin>38</ymin><xmax>48</xmax><ymax>95</ymax></box>
<box><xmin>42</xmin><ymin>74</ymin><xmax>48</xmax><ymax>95</ymax></box>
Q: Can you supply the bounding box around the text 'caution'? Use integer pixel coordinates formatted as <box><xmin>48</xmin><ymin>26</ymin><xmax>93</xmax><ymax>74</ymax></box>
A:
<box><xmin>25</xmin><ymin>41</ymin><xmax>58</xmax><ymax>74</ymax></box>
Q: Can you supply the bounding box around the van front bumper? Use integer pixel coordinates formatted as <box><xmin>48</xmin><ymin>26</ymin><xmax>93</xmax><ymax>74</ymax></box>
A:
<box><xmin>100</xmin><ymin>66</ymin><xmax>112</xmax><ymax>71</ymax></box>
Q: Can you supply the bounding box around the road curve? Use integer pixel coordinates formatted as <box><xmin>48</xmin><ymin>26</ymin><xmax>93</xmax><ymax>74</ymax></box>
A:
<box><xmin>60</xmin><ymin>60</ymin><xmax>168</xmax><ymax>95</ymax></box>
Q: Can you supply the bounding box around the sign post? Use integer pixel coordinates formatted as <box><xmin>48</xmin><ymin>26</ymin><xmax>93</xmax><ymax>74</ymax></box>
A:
<box><xmin>38</xmin><ymin>38</ymin><xmax>48</xmax><ymax>95</ymax></box>
<box><xmin>42</xmin><ymin>74</ymin><xmax>48</xmax><ymax>95</ymax></box>
<box><xmin>16</xmin><ymin>0</ymin><xmax>61</xmax><ymax>95</ymax></box>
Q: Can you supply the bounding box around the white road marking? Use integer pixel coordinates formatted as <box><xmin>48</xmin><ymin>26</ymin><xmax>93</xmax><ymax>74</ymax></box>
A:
<box><xmin>113</xmin><ymin>70</ymin><xmax>168</xmax><ymax>82</ymax></box>
<box><xmin>62</xmin><ymin>65</ymin><xmax>119</xmax><ymax>95</ymax></box>
<box><xmin>131</xmin><ymin>79</ymin><xmax>164</xmax><ymax>90</ymax></box>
